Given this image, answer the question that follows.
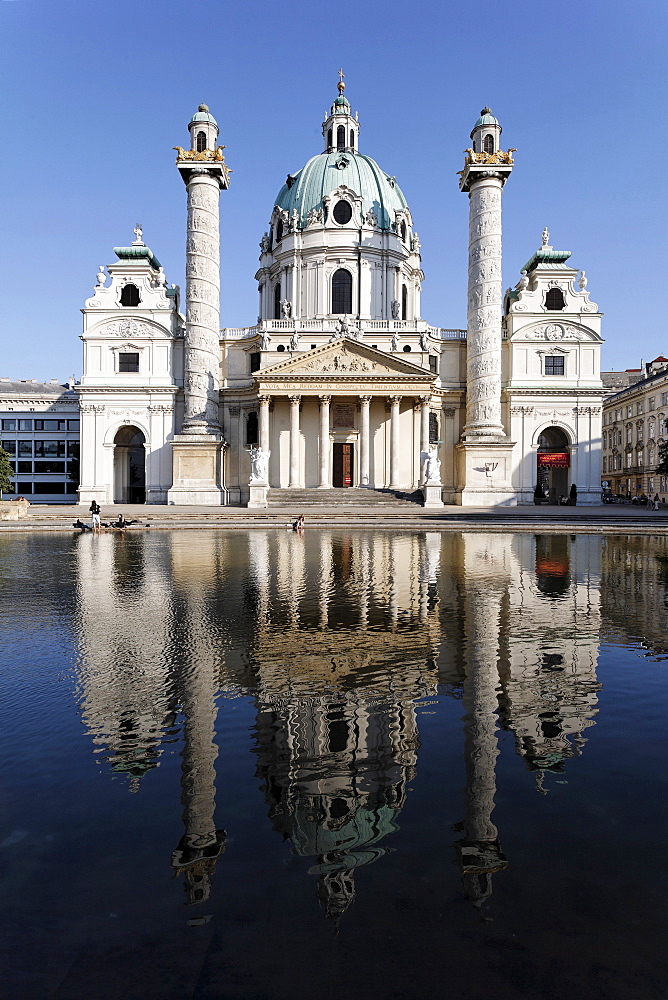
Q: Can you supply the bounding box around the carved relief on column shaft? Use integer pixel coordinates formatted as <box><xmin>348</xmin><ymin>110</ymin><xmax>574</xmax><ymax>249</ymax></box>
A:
<box><xmin>464</xmin><ymin>178</ymin><xmax>505</xmax><ymax>440</ymax></box>
<box><xmin>183</xmin><ymin>170</ymin><xmax>222</xmax><ymax>433</ymax></box>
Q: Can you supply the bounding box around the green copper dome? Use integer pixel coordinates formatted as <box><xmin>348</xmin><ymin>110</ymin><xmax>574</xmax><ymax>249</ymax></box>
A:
<box><xmin>274</xmin><ymin>151</ymin><xmax>408</xmax><ymax>231</ymax></box>
<box><xmin>473</xmin><ymin>107</ymin><xmax>499</xmax><ymax>128</ymax></box>
<box><xmin>189</xmin><ymin>103</ymin><xmax>218</xmax><ymax>127</ymax></box>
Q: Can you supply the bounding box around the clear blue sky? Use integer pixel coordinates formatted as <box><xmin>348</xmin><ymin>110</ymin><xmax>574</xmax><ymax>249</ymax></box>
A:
<box><xmin>1</xmin><ymin>0</ymin><xmax>665</xmax><ymax>378</ymax></box>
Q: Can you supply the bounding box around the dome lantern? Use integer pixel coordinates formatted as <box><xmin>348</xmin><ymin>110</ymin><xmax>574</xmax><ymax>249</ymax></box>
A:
<box><xmin>470</xmin><ymin>106</ymin><xmax>502</xmax><ymax>156</ymax></box>
<box><xmin>188</xmin><ymin>103</ymin><xmax>219</xmax><ymax>153</ymax></box>
<box><xmin>322</xmin><ymin>70</ymin><xmax>360</xmax><ymax>154</ymax></box>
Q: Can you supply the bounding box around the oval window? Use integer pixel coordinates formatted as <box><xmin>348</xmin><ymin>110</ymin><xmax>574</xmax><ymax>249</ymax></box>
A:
<box><xmin>333</xmin><ymin>200</ymin><xmax>353</xmax><ymax>225</ymax></box>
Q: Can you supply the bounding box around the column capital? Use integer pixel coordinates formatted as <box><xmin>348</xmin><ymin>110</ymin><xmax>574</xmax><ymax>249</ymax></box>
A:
<box><xmin>359</xmin><ymin>395</ymin><xmax>372</xmax><ymax>405</ymax></box>
<box><xmin>388</xmin><ymin>395</ymin><xmax>402</xmax><ymax>405</ymax></box>
<box><xmin>419</xmin><ymin>394</ymin><xmax>431</xmax><ymax>406</ymax></box>
<box><xmin>258</xmin><ymin>395</ymin><xmax>271</xmax><ymax>405</ymax></box>
<box><xmin>318</xmin><ymin>395</ymin><xmax>332</xmax><ymax>404</ymax></box>
<box><xmin>288</xmin><ymin>394</ymin><xmax>301</xmax><ymax>404</ymax></box>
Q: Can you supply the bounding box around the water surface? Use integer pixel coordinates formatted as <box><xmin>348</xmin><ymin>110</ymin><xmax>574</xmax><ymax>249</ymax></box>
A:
<box><xmin>0</xmin><ymin>529</ymin><xmax>666</xmax><ymax>1000</ymax></box>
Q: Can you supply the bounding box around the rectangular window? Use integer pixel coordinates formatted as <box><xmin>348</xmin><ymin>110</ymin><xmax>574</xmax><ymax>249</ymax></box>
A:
<box><xmin>34</xmin><ymin>460</ymin><xmax>66</xmax><ymax>474</ymax></box>
<box><xmin>544</xmin><ymin>356</ymin><xmax>565</xmax><ymax>376</ymax></box>
<box><xmin>119</xmin><ymin>352</ymin><xmax>140</xmax><ymax>373</ymax></box>
<box><xmin>2</xmin><ymin>440</ymin><xmax>16</xmax><ymax>455</ymax></box>
<box><xmin>1</xmin><ymin>419</ymin><xmax>16</xmax><ymax>431</ymax></box>
<box><xmin>249</xmin><ymin>352</ymin><xmax>261</xmax><ymax>373</ymax></box>
<box><xmin>18</xmin><ymin>419</ymin><xmax>32</xmax><ymax>430</ymax></box>
<box><xmin>68</xmin><ymin>420</ymin><xmax>80</xmax><ymax>431</ymax></box>
<box><xmin>662</xmin><ymin>393</ymin><xmax>668</xmax><ymax>406</ymax></box>
<box><xmin>34</xmin><ymin>440</ymin><xmax>66</xmax><ymax>457</ymax></box>
<box><xmin>17</xmin><ymin>461</ymin><xmax>32</xmax><ymax>473</ymax></box>
<box><xmin>13</xmin><ymin>482</ymin><xmax>32</xmax><ymax>494</ymax></box>
<box><xmin>18</xmin><ymin>440</ymin><xmax>33</xmax><ymax>456</ymax></box>
<box><xmin>429</xmin><ymin>355</ymin><xmax>438</xmax><ymax>373</ymax></box>
<box><xmin>627</xmin><ymin>406</ymin><xmax>632</xmax><ymax>417</ymax></box>
<box><xmin>637</xmin><ymin>401</ymin><xmax>643</xmax><ymax>414</ymax></box>
<box><xmin>34</xmin><ymin>419</ymin><xmax>66</xmax><ymax>431</ymax></box>
<box><xmin>67</xmin><ymin>441</ymin><xmax>79</xmax><ymax>459</ymax></box>
<box><xmin>33</xmin><ymin>482</ymin><xmax>67</xmax><ymax>494</ymax></box>
<box><xmin>649</xmin><ymin>397</ymin><xmax>656</xmax><ymax>410</ymax></box>
<box><xmin>602</xmin><ymin>457</ymin><xmax>607</xmax><ymax>473</ymax></box>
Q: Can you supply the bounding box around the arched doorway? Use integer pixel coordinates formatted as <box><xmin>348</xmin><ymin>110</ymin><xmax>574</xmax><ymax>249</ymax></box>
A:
<box><xmin>536</xmin><ymin>427</ymin><xmax>570</xmax><ymax>503</ymax></box>
<box><xmin>114</xmin><ymin>426</ymin><xmax>146</xmax><ymax>503</ymax></box>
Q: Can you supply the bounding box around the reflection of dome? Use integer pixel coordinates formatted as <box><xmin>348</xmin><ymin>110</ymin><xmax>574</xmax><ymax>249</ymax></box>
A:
<box><xmin>274</xmin><ymin>152</ymin><xmax>408</xmax><ymax>231</ymax></box>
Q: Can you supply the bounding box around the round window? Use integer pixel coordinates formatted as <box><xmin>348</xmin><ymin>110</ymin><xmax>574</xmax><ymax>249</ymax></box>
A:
<box><xmin>333</xmin><ymin>200</ymin><xmax>353</xmax><ymax>225</ymax></box>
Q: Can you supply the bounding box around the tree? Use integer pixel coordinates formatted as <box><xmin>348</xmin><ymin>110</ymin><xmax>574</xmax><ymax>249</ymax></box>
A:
<box><xmin>0</xmin><ymin>447</ymin><xmax>14</xmax><ymax>497</ymax></box>
<box><xmin>657</xmin><ymin>440</ymin><xmax>668</xmax><ymax>476</ymax></box>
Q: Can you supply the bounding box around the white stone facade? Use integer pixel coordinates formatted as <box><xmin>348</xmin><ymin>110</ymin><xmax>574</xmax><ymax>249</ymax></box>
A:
<box><xmin>68</xmin><ymin>89</ymin><xmax>604</xmax><ymax>507</ymax></box>
<box><xmin>77</xmin><ymin>240</ymin><xmax>182</xmax><ymax>505</ymax></box>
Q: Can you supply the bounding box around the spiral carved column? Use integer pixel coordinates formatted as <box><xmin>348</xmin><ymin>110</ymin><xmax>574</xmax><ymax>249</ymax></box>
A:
<box><xmin>183</xmin><ymin>170</ymin><xmax>222</xmax><ymax>433</ymax></box>
<box><xmin>463</xmin><ymin>177</ymin><xmax>505</xmax><ymax>440</ymax></box>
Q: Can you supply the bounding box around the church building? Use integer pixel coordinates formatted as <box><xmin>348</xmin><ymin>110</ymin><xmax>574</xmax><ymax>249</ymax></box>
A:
<box><xmin>77</xmin><ymin>79</ymin><xmax>604</xmax><ymax>507</ymax></box>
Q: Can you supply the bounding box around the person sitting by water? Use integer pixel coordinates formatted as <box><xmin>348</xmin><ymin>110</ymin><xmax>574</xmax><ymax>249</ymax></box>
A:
<box><xmin>73</xmin><ymin>518</ymin><xmax>91</xmax><ymax>531</ymax></box>
<box><xmin>292</xmin><ymin>515</ymin><xmax>305</xmax><ymax>531</ymax></box>
<box><xmin>114</xmin><ymin>514</ymin><xmax>139</xmax><ymax>528</ymax></box>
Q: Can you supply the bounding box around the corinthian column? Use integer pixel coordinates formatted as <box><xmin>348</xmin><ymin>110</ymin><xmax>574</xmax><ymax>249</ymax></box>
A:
<box><xmin>289</xmin><ymin>395</ymin><xmax>301</xmax><ymax>487</ymax></box>
<box><xmin>183</xmin><ymin>170</ymin><xmax>223</xmax><ymax>433</ymax></box>
<box><xmin>359</xmin><ymin>396</ymin><xmax>371</xmax><ymax>486</ymax></box>
<box><xmin>389</xmin><ymin>395</ymin><xmax>402</xmax><ymax>488</ymax></box>
<box><xmin>318</xmin><ymin>395</ymin><xmax>331</xmax><ymax>487</ymax></box>
<box><xmin>259</xmin><ymin>395</ymin><xmax>271</xmax><ymax>452</ymax></box>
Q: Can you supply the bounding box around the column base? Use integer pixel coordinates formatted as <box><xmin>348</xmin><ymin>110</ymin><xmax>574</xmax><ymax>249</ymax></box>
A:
<box><xmin>167</xmin><ymin>434</ymin><xmax>226</xmax><ymax>506</ymax></box>
<box><xmin>78</xmin><ymin>486</ymin><xmax>110</xmax><ymax>505</ymax></box>
<box><xmin>454</xmin><ymin>440</ymin><xmax>517</xmax><ymax>507</ymax></box>
<box><xmin>247</xmin><ymin>484</ymin><xmax>269</xmax><ymax>508</ymax></box>
<box><xmin>422</xmin><ymin>483</ymin><xmax>444</xmax><ymax>508</ymax></box>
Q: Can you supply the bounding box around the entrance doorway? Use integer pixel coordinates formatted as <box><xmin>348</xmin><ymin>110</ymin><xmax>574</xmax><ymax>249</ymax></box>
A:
<box><xmin>536</xmin><ymin>427</ymin><xmax>570</xmax><ymax>503</ymax></box>
<box><xmin>332</xmin><ymin>443</ymin><xmax>354</xmax><ymax>487</ymax></box>
<box><xmin>114</xmin><ymin>426</ymin><xmax>146</xmax><ymax>503</ymax></box>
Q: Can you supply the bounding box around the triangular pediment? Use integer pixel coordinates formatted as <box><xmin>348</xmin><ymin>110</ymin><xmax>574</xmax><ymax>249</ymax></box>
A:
<box><xmin>256</xmin><ymin>338</ymin><xmax>433</xmax><ymax>379</ymax></box>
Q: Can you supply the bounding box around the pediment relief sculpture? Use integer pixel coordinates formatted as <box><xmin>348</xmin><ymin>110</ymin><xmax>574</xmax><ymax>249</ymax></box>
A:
<box><xmin>257</xmin><ymin>340</ymin><xmax>432</xmax><ymax>379</ymax></box>
<box><xmin>514</xmin><ymin>321</ymin><xmax>600</xmax><ymax>343</ymax></box>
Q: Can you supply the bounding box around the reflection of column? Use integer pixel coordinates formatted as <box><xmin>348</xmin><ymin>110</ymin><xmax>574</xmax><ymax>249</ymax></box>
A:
<box><xmin>259</xmin><ymin>396</ymin><xmax>270</xmax><ymax>453</ymax></box>
<box><xmin>319</xmin><ymin>533</ymin><xmax>331</xmax><ymax>629</ymax></box>
<box><xmin>289</xmin><ymin>395</ymin><xmax>301</xmax><ymax>487</ymax></box>
<box><xmin>456</xmin><ymin>534</ymin><xmax>508</xmax><ymax>912</ymax></box>
<box><xmin>318</xmin><ymin>395</ymin><xmax>331</xmax><ymax>488</ymax></box>
<box><xmin>359</xmin><ymin>396</ymin><xmax>371</xmax><ymax>487</ymax></box>
<box><xmin>389</xmin><ymin>395</ymin><xmax>402</xmax><ymax>488</ymax></box>
<box><xmin>171</xmin><ymin>651</ymin><xmax>226</xmax><ymax>905</ymax></box>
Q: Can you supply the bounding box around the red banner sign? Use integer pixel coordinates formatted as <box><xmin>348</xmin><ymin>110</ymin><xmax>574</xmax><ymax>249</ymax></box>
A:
<box><xmin>537</xmin><ymin>452</ymin><xmax>570</xmax><ymax>468</ymax></box>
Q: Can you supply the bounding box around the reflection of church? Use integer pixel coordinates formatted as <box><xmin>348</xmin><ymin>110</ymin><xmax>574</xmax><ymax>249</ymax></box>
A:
<box><xmin>76</xmin><ymin>77</ymin><xmax>604</xmax><ymax>507</ymax></box>
<box><xmin>73</xmin><ymin>528</ymin><xmax>603</xmax><ymax>918</ymax></box>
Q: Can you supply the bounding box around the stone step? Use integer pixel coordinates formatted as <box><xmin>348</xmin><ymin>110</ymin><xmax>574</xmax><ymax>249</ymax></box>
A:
<box><xmin>266</xmin><ymin>488</ymin><xmax>422</xmax><ymax>507</ymax></box>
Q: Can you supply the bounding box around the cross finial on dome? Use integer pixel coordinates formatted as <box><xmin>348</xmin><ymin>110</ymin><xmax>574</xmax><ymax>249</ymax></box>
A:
<box><xmin>338</xmin><ymin>68</ymin><xmax>345</xmax><ymax>94</ymax></box>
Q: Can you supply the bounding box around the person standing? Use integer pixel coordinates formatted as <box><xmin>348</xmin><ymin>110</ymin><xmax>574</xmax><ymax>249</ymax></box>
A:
<box><xmin>653</xmin><ymin>493</ymin><xmax>660</xmax><ymax>511</ymax></box>
<box><xmin>89</xmin><ymin>500</ymin><xmax>101</xmax><ymax>530</ymax></box>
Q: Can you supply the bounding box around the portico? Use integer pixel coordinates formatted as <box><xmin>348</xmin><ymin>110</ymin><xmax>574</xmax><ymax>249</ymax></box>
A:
<box><xmin>236</xmin><ymin>338</ymin><xmax>440</xmax><ymax>495</ymax></box>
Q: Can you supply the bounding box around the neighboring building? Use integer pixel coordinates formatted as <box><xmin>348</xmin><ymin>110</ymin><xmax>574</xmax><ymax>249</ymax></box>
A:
<box><xmin>601</xmin><ymin>356</ymin><xmax>668</xmax><ymax>497</ymax></box>
<box><xmin>7</xmin><ymin>80</ymin><xmax>606</xmax><ymax>507</ymax></box>
<box><xmin>0</xmin><ymin>380</ymin><xmax>80</xmax><ymax>502</ymax></box>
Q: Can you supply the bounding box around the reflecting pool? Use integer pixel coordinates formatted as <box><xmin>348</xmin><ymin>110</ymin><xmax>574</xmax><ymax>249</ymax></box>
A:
<box><xmin>1</xmin><ymin>529</ymin><xmax>667</xmax><ymax>1000</ymax></box>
